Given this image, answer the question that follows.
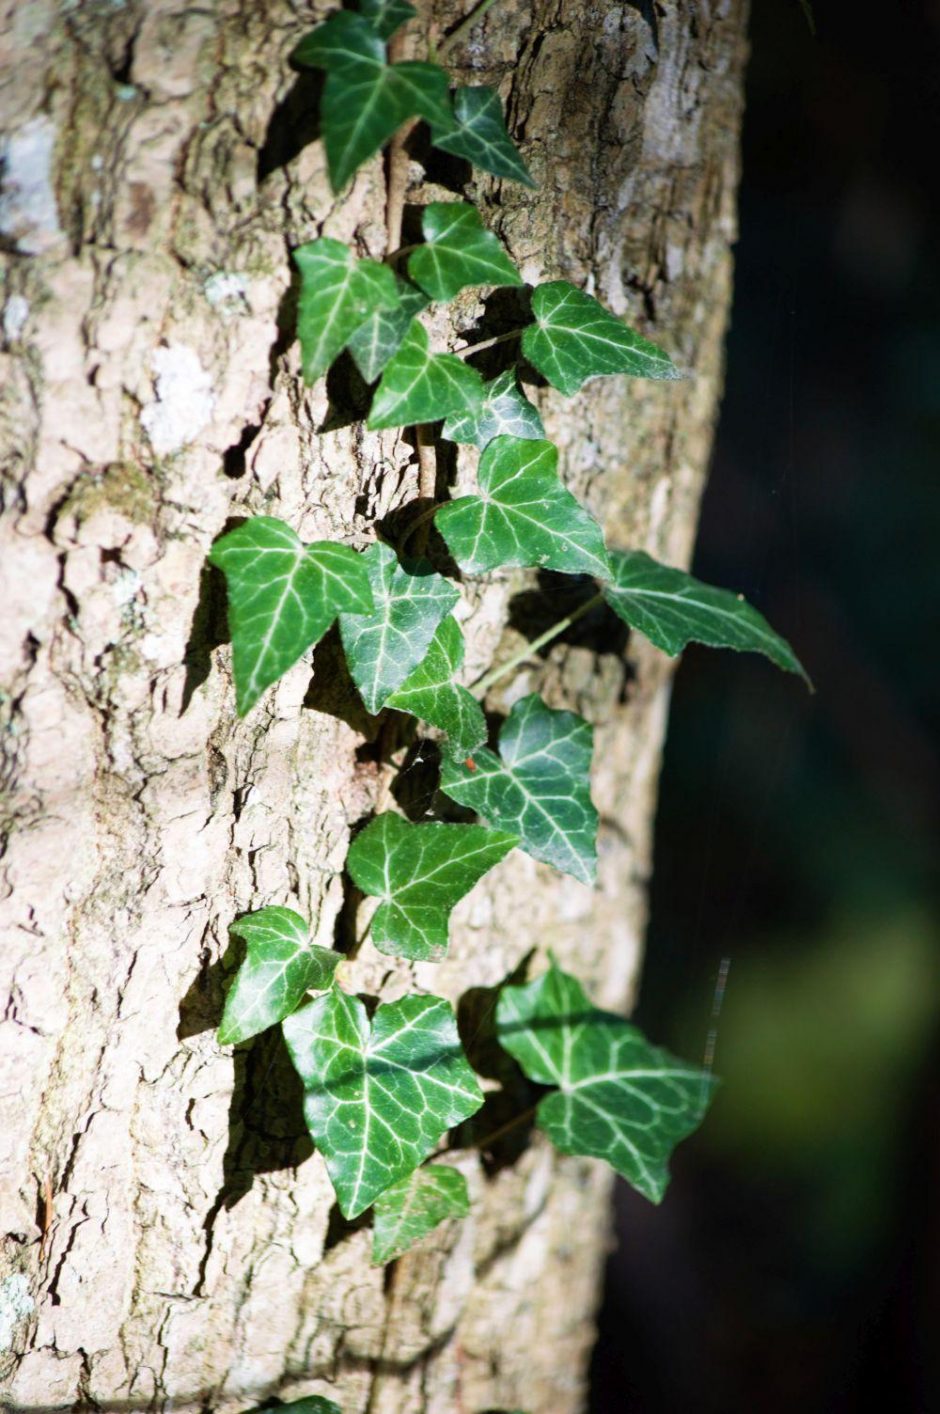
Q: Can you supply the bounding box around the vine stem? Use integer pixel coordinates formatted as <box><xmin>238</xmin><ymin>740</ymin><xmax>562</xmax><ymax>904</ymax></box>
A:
<box><xmin>437</xmin><ymin>0</ymin><xmax>502</xmax><ymax>60</ymax></box>
<box><xmin>458</xmin><ymin>327</ymin><xmax>522</xmax><ymax>358</ymax></box>
<box><xmin>471</xmin><ymin>592</ymin><xmax>604</xmax><ymax>697</ymax></box>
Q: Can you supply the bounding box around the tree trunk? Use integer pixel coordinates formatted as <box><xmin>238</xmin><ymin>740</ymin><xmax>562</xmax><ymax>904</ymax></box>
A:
<box><xmin>0</xmin><ymin>1</ymin><xmax>748</xmax><ymax>1410</ymax></box>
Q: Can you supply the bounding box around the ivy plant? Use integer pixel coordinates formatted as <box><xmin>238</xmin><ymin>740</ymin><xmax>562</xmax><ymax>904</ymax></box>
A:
<box><xmin>205</xmin><ymin>0</ymin><xmax>809</xmax><ymax>1273</ymax></box>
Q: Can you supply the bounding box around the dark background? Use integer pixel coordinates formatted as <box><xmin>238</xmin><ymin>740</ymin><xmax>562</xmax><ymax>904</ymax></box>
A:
<box><xmin>591</xmin><ymin>1</ymin><xmax>940</xmax><ymax>1409</ymax></box>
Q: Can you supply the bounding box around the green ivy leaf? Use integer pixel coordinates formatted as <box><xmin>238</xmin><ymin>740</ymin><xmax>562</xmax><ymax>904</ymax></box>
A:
<box><xmin>385</xmin><ymin>615</ymin><xmax>486</xmax><ymax>760</ymax></box>
<box><xmin>435</xmin><ymin>435</ymin><xmax>610</xmax><ymax>578</ymax></box>
<box><xmin>372</xmin><ymin>1164</ymin><xmax>470</xmax><ymax>1264</ymax></box>
<box><xmin>407</xmin><ymin>202</ymin><xmax>523</xmax><ymax>302</ymax></box>
<box><xmin>602</xmin><ymin>550</ymin><xmax>809</xmax><ymax>681</ymax></box>
<box><xmin>367</xmin><ymin>320</ymin><xmax>485</xmax><ymax>429</ymax></box>
<box><xmin>430</xmin><ymin>86</ymin><xmax>535</xmax><ymax>188</ymax></box>
<box><xmin>496</xmin><ymin>962</ymin><xmax>716</xmax><ymax>1202</ymax></box>
<box><xmin>338</xmin><ymin>542</ymin><xmax>459</xmax><ymax>713</ymax></box>
<box><xmin>442</xmin><ymin>368</ymin><xmax>544</xmax><ymax>449</ymax></box>
<box><xmin>440</xmin><ymin>693</ymin><xmax>597</xmax><ymax>884</ymax></box>
<box><xmin>346</xmin><ymin>275</ymin><xmax>429</xmax><ymax>384</ymax></box>
<box><xmin>358</xmin><ymin>0</ymin><xmax>416</xmax><ymax>40</ymax></box>
<box><xmin>219</xmin><ymin>907</ymin><xmax>341</xmax><ymax>1046</ymax></box>
<box><xmin>521</xmin><ymin>281</ymin><xmax>679</xmax><ymax>395</ymax></box>
<box><xmin>347</xmin><ymin>813</ymin><xmax>517</xmax><ymax>961</ymax></box>
<box><xmin>294</xmin><ymin>238</ymin><xmax>399</xmax><ymax>385</ymax></box>
<box><xmin>209</xmin><ymin>516</ymin><xmax>373</xmax><ymax>717</ymax></box>
<box><xmin>242</xmin><ymin>1398</ymin><xmax>341</xmax><ymax>1414</ymax></box>
<box><xmin>293</xmin><ymin>13</ymin><xmax>451</xmax><ymax>192</ymax></box>
<box><xmin>282</xmin><ymin>988</ymin><xmax>483</xmax><ymax>1218</ymax></box>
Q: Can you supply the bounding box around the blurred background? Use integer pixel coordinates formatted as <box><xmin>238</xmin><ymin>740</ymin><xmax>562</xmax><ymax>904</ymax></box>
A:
<box><xmin>590</xmin><ymin>1</ymin><xmax>940</xmax><ymax>1409</ymax></box>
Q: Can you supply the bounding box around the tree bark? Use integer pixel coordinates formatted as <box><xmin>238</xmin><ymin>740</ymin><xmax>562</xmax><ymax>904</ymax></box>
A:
<box><xmin>0</xmin><ymin>1</ymin><xmax>748</xmax><ymax>1410</ymax></box>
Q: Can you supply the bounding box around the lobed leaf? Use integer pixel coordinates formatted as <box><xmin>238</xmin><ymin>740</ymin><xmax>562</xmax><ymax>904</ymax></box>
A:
<box><xmin>435</xmin><ymin>435</ymin><xmax>610</xmax><ymax>578</ymax></box>
<box><xmin>496</xmin><ymin>962</ymin><xmax>717</xmax><ymax>1202</ymax></box>
<box><xmin>282</xmin><ymin>987</ymin><xmax>483</xmax><ymax>1217</ymax></box>
<box><xmin>440</xmin><ymin>693</ymin><xmax>597</xmax><ymax>884</ymax></box>
<box><xmin>358</xmin><ymin>0</ymin><xmax>416</xmax><ymax>40</ymax></box>
<box><xmin>408</xmin><ymin>202</ymin><xmax>522</xmax><ymax>302</ymax></box>
<box><xmin>430</xmin><ymin>85</ymin><xmax>535</xmax><ymax>187</ymax></box>
<box><xmin>367</xmin><ymin>320</ymin><xmax>485</xmax><ymax>429</ymax></box>
<box><xmin>346</xmin><ymin>274</ymin><xmax>429</xmax><ymax>384</ymax></box>
<box><xmin>384</xmin><ymin>615</ymin><xmax>486</xmax><ymax>760</ymax></box>
<box><xmin>522</xmin><ymin>281</ymin><xmax>679</xmax><ymax>395</ymax></box>
<box><xmin>209</xmin><ymin>516</ymin><xmax>373</xmax><ymax>717</ymax></box>
<box><xmin>442</xmin><ymin>368</ymin><xmax>544</xmax><ymax>450</ymax></box>
<box><xmin>347</xmin><ymin>813</ymin><xmax>517</xmax><ymax>961</ymax></box>
<box><xmin>601</xmin><ymin>549</ymin><xmax>809</xmax><ymax>681</ymax></box>
<box><xmin>372</xmin><ymin>1164</ymin><xmax>470</xmax><ymax>1264</ymax></box>
<box><xmin>219</xmin><ymin>906</ymin><xmax>341</xmax><ymax>1046</ymax></box>
<box><xmin>294</xmin><ymin>238</ymin><xmax>399</xmax><ymax>385</ymax></box>
<box><xmin>338</xmin><ymin>542</ymin><xmax>459</xmax><ymax>714</ymax></box>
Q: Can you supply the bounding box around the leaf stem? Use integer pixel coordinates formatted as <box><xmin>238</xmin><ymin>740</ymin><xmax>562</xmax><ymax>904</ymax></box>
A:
<box><xmin>437</xmin><ymin>0</ymin><xmax>502</xmax><ymax>60</ymax></box>
<box><xmin>458</xmin><ymin>327</ymin><xmax>522</xmax><ymax>358</ymax></box>
<box><xmin>470</xmin><ymin>1104</ymin><xmax>538</xmax><ymax>1151</ymax></box>
<box><xmin>471</xmin><ymin>592</ymin><xmax>605</xmax><ymax>697</ymax></box>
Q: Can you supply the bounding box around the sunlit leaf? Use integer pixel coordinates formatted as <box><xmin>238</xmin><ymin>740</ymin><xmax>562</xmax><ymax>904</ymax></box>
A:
<box><xmin>496</xmin><ymin>961</ymin><xmax>717</xmax><ymax>1202</ymax></box>
<box><xmin>358</xmin><ymin>0</ymin><xmax>415</xmax><ymax>40</ymax></box>
<box><xmin>408</xmin><ymin>202</ymin><xmax>522</xmax><ymax>302</ymax></box>
<box><xmin>218</xmin><ymin>907</ymin><xmax>340</xmax><ymax>1046</ymax></box>
<box><xmin>209</xmin><ymin>516</ymin><xmax>373</xmax><ymax>716</ymax></box>
<box><xmin>346</xmin><ymin>274</ymin><xmax>429</xmax><ymax>384</ymax></box>
<box><xmin>521</xmin><ymin>281</ymin><xmax>679</xmax><ymax>395</ymax></box>
<box><xmin>294</xmin><ymin>238</ymin><xmax>399</xmax><ymax>385</ymax></box>
<box><xmin>442</xmin><ymin>368</ymin><xmax>544</xmax><ymax>449</ymax></box>
<box><xmin>440</xmin><ymin>693</ymin><xmax>597</xmax><ymax>884</ymax></box>
<box><xmin>430</xmin><ymin>85</ymin><xmax>535</xmax><ymax>187</ymax></box>
<box><xmin>367</xmin><ymin>320</ymin><xmax>485</xmax><ymax>429</ymax></box>
<box><xmin>283</xmin><ymin>988</ymin><xmax>483</xmax><ymax>1217</ymax></box>
<box><xmin>385</xmin><ymin>615</ymin><xmax>486</xmax><ymax>760</ymax></box>
<box><xmin>347</xmin><ymin>813</ymin><xmax>517</xmax><ymax>960</ymax></box>
<box><xmin>372</xmin><ymin>1164</ymin><xmax>470</xmax><ymax>1263</ymax></box>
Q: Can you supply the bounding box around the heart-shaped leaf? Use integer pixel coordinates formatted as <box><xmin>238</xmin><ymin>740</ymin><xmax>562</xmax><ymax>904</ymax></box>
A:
<box><xmin>346</xmin><ymin>275</ymin><xmax>429</xmax><ymax>384</ymax></box>
<box><xmin>372</xmin><ymin>1164</ymin><xmax>470</xmax><ymax>1264</ymax></box>
<box><xmin>218</xmin><ymin>907</ymin><xmax>341</xmax><ymax>1046</ymax></box>
<box><xmin>440</xmin><ymin>693</ymin><xmax>597</xmax><ymax>884</ymax></box>
<box><xmin>294</xmin><ymin>238</ymin><xmax>399</xmax><ymax>385</ymax></box>
<box><xmin>243</xmin><ymin>1398</ymin><xmax>341</xmax><ymax>1414</ymax></box>
<box><xmin>496</xmin><ymin>961</ymin><xmax>717</xmax><ymax>1202</ymax></box>
<box><xmin>347</xmin><ymin>813</ymin><xmax>517</xmax><ymax>960</ymax></box>
<box><xmin>442</xmin><ymin>368</ymin><xmax>544</xmax><ymax>449</ymax></box>
<box><xmin>522</xmin><ymin>281</ymin><xmax>679</xmax><ymax>395</ymax></box>
<box><xmin>435</xmin><ymin>435</ymin><xmax>610</xmax><ymax>578</ymax></box>
<box><xmin>209</xmin><ymin>516</ymin><xmax>373</xmax><ymax>716</ymax></box>
<box><xmin>385</xmin><ymin>615</ymin><xmax>486</xmax><ymax>760</ymax></box>
<box><xmin>430</xmin><ymin>85</ymin><xmax>535</xmax><ymax>187</ymax></box>
<box><xmin>408</xmin><ymin>202</ymin><xmax>522</xmax><ymax>302</ymax></box>
<box><xmin>367</xmin><ymin>320</ymin><xmax>485</xmax><ymax>429</ymax></box>
<box><xmin>358</xmin><ymin>0</ymin><xmax>415</xmax><ymax>40</ymax></box>
<box><xmin>602</xmin><ymin>550</ymin><xmax>809</xmax><ymax>681</ymax></box>
<box><xmin>293</xmin><ymin>13</ymin><xmax>451</xmax><ymax>192</ymax></box>
<box><xmin>338</xmin><ymin>542</ymin><xmax>459</xmax><ymax>713</ymax></box>
<box><xmin>283</xmin><ymin>988</ymin><xmax>483</xmax><ymax>1217</ymax></box>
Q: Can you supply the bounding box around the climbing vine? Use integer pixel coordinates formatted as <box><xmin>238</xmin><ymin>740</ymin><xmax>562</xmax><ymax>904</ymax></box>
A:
<box><xmin>209</xmin><ymin>0</ymin><xmax>807</xmax><ymax>1329</ymax></box>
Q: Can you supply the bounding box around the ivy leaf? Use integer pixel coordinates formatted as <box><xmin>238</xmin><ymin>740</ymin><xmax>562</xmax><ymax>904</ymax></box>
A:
<box><xmin>209</xmin><ymin>516</ymin><xmax>373</xmax><ymax>716</ymax></box>
<box><xmin>358</xmin><ymin>0</ymin><xmax>416</xmax><ymax>40</ymax></box>
<box><xmin>521</xmin><ymin>281</ymin><xmax>679</xmax><ymax>395</ymax></box>
<box><xmin>407</xmin><ymin>202</ymin><xmax>522</xmax><ymax>302</ymax></box>
<box><xmin>440</xmin><ymin>693</ymin><xmax>597</xmax><ymax>884</ymax></box>
<box><xmin>367</xmin><ymin>320</ymin><xmax>485</xmax><ymax>429</ymax></box>
<box><xmin>282</xmin><ymin>988</ymin><xmax>483</xmax><ymax>1218</ymax></box>
<box><xmin>602</xmin><ymin>550</ymin><xmax>809</xmax><ymax>681</ymax></box>
<box><xmin>242</xmin><ymin>1399</ymin><xmax>341</xmax><ymax>1414</ymax></box>
<box><xmin>442</xmin><ymin>368</ymin><xmax>544</xmax><ymax>450</ymax></box>
<box><xmin>219</xmin><ymin>907</ymin><xmax>341</xmax><ymax>1046</ymax></box>
<box><xmin>372</xmin><ymin>1164</ymin><xmax>470</xmax><ymax>1264</ymax></box>
<box><xmin>338</xmin><ymin>542</ymin><xmax>459</xmax><ymax>713</ymax></box>
<box><xmin>385</xmin><ymin>615</ymin><xmax>486</xmax><ymax>760</ymax></box>
<box><xmin>430</xmin><ymin>86</ymin><xmax>535</xmax><ymax>188</ymax></box>
<box><xmin>345</xmin><ymin>275</ymin><xmax>429</xmax><ymax>384</ymax></box>
<box><xmin>293</xmin><ymin>13</ymin><xmax>451</xmax><ymax>192</ymax></box>
<box><xmin>347</xmin><ymin>813</ymin><xmax>517</xmax><ymax>961</ymax></box>
<box><xmin>496</xmin><ymin>962</ymin><xmax>716</xmax><ymax>1202</ymax></box>
<box><xmin>435</xmin><ymin>435</ymin><xmax>610</xmax><ymax>578</ymax></box>
<box><xmin>294</xmin><ymin>238</ymin><xmax>399</xmax><ymax>385</ymax></box>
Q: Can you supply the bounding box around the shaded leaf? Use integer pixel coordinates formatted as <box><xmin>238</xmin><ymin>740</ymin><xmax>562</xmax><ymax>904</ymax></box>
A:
<box><xmin>347</xmin><ymin>813</ymin><xmax>517</xmax><ymax>960</ymax></box>
<box><xmin>372</xmin><ymin>1164</ymin><xmax>470</xmax><ymax>1264</ymax></box>
<box><xmin>338</xmin><ymin>542</ymin><xmax>459</xmax><ymax>713</ymax></box>
<box><xmin>435</xmin><ymin>435</ymin><xmax>610</xmax><ymax>577</ymax></box>
<box><xmin>283</xmin><ymin>988</ymin><xmax>483</xmax><ymax>1217</ymax></box>
<box><xmin>358</xmin><ymin>0</ymin><xmax>415</xmax><ymax>40</ymax></box>
<box><xmin>367</xmin><ymin>320</ymin><xmax>485</xmax><ymax>429</ymax></box>
<box><xmin>408</xmin><ymin>202</ymin><xmax>522</xmax><ymax>302</ymax></box>
<box><xmin>430</xmin><ymin>85</ymin><xmax>535</xmax><ymax>187</ymax></box>
<box><xmin>497</xmin><ymin>962</ymin><xmax>717</xmax><ymax>1202</ymax></box>
<box><xmin>242</xmin><ymin>1398</ymin><xmax>341</xmax><ymax>1414</ymax></box>
<box><xmin>209</xmin><ymin>516</ymin><xmax>373</xmax><ymax>716</ymax></box>
<box><xmin>602</xmin><ymin>549</ymin><xmax>809</xmax><ymax>681</ymax></box>
<box><xmin>294</xmin><ymin>237</ymin><xmax>399</xmax><ymax>385</ymax></box>
<box><xmin>442</xmin><ymin>368</ymin><xmax>544</xmax><ymax>449</ymax></box>
<box><xmin>522</xmin><ymin>281</ymin><xmax>679</xmax><ymax>395</ymax></box>
<box><xmin>440</xmin><ymin>693</ymin><xmax>597</xmax><ymax>884</ymax></box>
<box><xmin>219</xmin><ymin>907</ymin><xmax>341</xmax><ymax>1046</ymax></box>
<box><xmin>346</xmin><ymin>274</ymin><xmax>429</xmax><ymax>384</ymax></box>
<box><xmin>385</xmin><ymin>615</ymin><xmax>486</xmax><ymax>759</ymax></box>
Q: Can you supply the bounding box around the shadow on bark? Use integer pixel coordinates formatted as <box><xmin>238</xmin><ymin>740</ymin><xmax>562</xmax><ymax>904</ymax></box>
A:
<box><xmin>180</xmin><ymin>560</ymin><xmax>229</xmax><ymax>714</ymax></box>
<box><xmin>257</xmin><ymin>67</ymin><xmax>324</xmax><ymax>181</ymax></box>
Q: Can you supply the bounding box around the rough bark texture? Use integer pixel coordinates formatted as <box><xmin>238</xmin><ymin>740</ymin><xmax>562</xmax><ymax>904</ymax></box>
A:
<box><xmin>0</xmin><ymin>1</ymin><xmax>748</xmax><ymax>1410</ymax></box>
